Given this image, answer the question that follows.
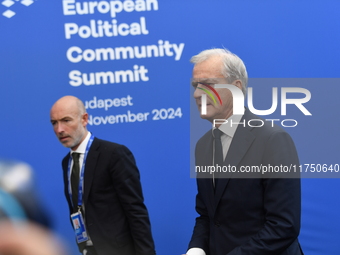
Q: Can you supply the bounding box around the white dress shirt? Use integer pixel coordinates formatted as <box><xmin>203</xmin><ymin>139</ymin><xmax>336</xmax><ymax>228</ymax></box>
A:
<box><xmin>70</xmin><ymin>131</ymin><xmax>91</xmax><ymax>174</ymax></box>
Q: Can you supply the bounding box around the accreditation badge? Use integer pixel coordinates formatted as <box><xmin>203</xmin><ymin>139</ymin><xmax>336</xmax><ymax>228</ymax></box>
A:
<box><xmin>71</xmin><ymin>211</ymin><xmax>89</xmax><ymax>243</ymax></box>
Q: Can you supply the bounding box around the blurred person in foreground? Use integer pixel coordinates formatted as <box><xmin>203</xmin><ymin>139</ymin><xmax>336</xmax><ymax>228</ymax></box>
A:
<box><xmin>0</xmin><ymin>159</ymin><xmax>66</xmax><ymax>255</ymax></box>
<box><xmin>185</xmin><ymin>49</ymin><xmax>303</xmax><ymax>255</ymax></box>
<box><xmin>0</xmin><ymin>159</ymin><xmax>51</xmax><ymax>227</ymax></box>
<box><xmin>0</xmin><ymin>220</ymin><xmax>66</xmax><ymax>255</ymax></box>
<box><xmin>50</xmin><ymin>96</ymin><xmax>155</xmax><ymax>255</ymax></box>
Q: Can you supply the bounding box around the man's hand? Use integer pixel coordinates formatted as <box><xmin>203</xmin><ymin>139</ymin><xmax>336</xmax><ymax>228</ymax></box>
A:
<box><xmin>0</xmin><ymin>221</ymin><xmax>67</xmax><ymax>255</ymax></box>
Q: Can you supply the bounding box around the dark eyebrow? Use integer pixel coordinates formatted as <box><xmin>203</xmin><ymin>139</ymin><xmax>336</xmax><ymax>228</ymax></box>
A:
<box><xmin>192</xmin><ymin>79</ymin><xmax>213</xmax><ymax>87</ymax></box>
<box><xmin>191</xmin><ymin>81</ymin><xmax>198</xmax><ymax>87</ymax></box>
<box><xmin>197</xmin><ymin>79</ymin><xmax>211</xmax><ymax>84</ymax></box>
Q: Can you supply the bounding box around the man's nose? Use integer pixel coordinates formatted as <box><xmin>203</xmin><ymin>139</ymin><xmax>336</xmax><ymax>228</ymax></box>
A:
<box><xmin>193</xmin><ymin>85</ymin><xmax>206</xmax><ymax>99</ymax></box>
<box><xmin>55</xmin><ymin>123</ymin><xmax>64</xmax><ymax>134</ymax></box>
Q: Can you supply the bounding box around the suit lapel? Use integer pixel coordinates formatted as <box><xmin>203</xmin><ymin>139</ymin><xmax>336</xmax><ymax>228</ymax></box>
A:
<box><xmin>62</xmin><ymin>154</ymin><xmax>70</xmax><ymax>185</ymax></box>
<box><xmin>62</xmin><ymin>154</ymin><xmax>71</xmax><ymax>203</ymax></box>
<box><xmin>83</xmin><ymin>138</ymin><xmax>100</xmax><ymax>205</ymax></box>
<box><xmin>199</xmin><ymin>135</ymin><xmax>216</xmax><ymax>213</ymax></box>
<box><xmin>214</xmin><ymin>110</ymin><xmax>256</xmax><ymax>208</ymax></box>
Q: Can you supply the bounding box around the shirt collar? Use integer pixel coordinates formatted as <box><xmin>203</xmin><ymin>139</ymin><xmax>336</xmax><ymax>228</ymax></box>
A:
<box><xmin>215</xmin><ymin>114</ymin><xmax>243</xmax><ymax>138</ymax></box>
<box><xmin>70</xmin><ymin>132</ymin><xmax>91</xmax><ymax>154</ymax></box>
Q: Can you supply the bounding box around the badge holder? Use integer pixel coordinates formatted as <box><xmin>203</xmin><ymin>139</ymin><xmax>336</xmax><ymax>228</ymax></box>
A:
<box><xmin>71</xmin><ymin>208</ymin><xmax>89</xmax><ymax>243</ymax></box>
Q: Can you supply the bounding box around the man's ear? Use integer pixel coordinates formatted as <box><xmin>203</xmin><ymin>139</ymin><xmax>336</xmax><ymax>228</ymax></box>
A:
<box><xmin>233</xmin><ymin>80</ymin><xmax>243</xmax><ymax>91</ymax></box>
<box><xmin>82</xmin><ymin>113</ymin><xmax>88</xmax><ymax>126</ymax></box>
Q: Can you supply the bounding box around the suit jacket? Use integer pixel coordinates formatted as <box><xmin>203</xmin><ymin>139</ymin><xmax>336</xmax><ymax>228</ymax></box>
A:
<box><xmin>62</xmin><ymin>137</ymin><xmax>155</xmax><ymax>255</ymax></box>
<box><xmin>189</xmin><ymin>109</ymin><xmax>303</xmax><ymax>255</ymax></box>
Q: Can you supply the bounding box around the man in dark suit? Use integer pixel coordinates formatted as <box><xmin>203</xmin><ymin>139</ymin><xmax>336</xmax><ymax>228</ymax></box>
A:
<box><xmin>50</xmin><ymin>96</ymin><xmax>155</xmax><ymax>255</ymax></box>
<box><xmin>185</xmin><ymin>49</ymin><xmax>303</xmax><ymax>255</ymax></box>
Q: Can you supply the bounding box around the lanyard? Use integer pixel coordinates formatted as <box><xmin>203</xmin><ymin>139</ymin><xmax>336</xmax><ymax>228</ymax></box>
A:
<box><xmin>67</xmin><ymin>134</ymin><xmax>94</xmax><ymax>209</ymax></box>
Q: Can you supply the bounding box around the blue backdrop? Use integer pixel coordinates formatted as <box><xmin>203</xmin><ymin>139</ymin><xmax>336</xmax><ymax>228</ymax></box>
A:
<box><xmin>1</xmin><ymin>1</ymin><xmax>339</xmax><ymax>254</ymax></box>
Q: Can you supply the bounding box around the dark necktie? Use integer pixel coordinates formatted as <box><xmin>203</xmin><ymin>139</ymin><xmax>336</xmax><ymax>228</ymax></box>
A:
<box><xmin>213</xmin><ymin>129</ymin><xmax>224</xmax><ymax>188</ymax></box>
<box><xmin>71</xmin><ymin>152</ymin><xmax>80</xmax><ymax>212</ymax></box>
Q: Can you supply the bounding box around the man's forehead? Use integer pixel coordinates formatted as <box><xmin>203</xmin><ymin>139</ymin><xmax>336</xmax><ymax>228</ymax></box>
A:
<box><xmin>191</xmin><ymin>78</ymin><xmax>228</xmax><ymax>84</ymax></box>
<box><xmin>50</xmin><ymin>106</ymin><xmax>78</xmax><ymax>120</ymax></box>
<box><xmin>193</xmin><ymin>64</ymin><xmax>224</xmax><ymax>80</ymax></box>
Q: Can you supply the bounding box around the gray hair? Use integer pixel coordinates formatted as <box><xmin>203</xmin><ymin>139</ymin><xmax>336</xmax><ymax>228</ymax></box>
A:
<box><xmin>190</xmin><ymin>48</ymin><xmax>248</xmax><ymax>95</ymax></box>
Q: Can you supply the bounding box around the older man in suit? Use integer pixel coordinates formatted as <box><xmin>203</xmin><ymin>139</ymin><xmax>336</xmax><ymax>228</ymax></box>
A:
<box><xmin>185</xmin><ymin>49</ymin><xmax>303</xmax><ymax>255</ymax></box>
<box><xmin>50</xmin><ymin>96</ymin><xmax>155</xmax><ymax>255</ymax></box>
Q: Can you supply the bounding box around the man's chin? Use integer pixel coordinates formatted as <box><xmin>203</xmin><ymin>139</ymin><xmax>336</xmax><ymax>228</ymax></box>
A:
<box><xmin>199</xmin><ymin>114</ymin><xmax>213</xmax><ymax>123</ymax></box>
<box><xmin>60</xmin><ymin>141</ymin><xmax>72</xmax><ymax>148</ymax></box>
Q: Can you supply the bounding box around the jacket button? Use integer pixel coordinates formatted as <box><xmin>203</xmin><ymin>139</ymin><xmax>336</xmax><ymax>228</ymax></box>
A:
<box><xmin>214</xmin><ymin>221</ymin><xmax>220</xmax><ymax>227</ymax></box>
